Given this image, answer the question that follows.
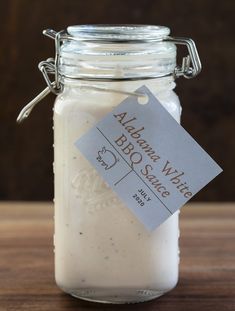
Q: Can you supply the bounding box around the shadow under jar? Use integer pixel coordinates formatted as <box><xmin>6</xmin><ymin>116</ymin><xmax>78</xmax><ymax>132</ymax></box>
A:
<box><xmin>51</xmin><ymin>25</ymin><xmax>201</xmax><ymax>304</ymax></box>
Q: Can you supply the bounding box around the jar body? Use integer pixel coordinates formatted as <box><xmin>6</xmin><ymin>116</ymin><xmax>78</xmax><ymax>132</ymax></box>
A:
<box><xmin>53</xmin><ymin>78</ymin><xmax>181</xmax><ymax>303</ymax></box>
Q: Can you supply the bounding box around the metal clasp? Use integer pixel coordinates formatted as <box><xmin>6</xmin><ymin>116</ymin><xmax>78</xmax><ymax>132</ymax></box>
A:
<box><xmin>17</xmin><ymin>29</ymin><xmax>202</xmax><ymax>123</ymax></box>
<box><xmin>17</xmin><ymin>30</ymin><xmax>63</xmax><ymax>123</ymax></box>
<box><xmin>38</xmin><ymin>29</ymin><xmax>63</xmax><ymax>94</ymax></box>
<box><xmin>166</xmin><ymin>37</ymin><xmax>202</xmax><ymax>79</ymax></box>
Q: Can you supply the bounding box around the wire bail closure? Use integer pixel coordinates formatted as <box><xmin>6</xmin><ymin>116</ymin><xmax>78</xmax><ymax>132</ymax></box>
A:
<box><xmin>17</xmin><ymin>28</ymin><xmax>202</xmax><ymax>123</ymax></box>
<box><xmin>38</xmin><ymin>30</ymin><xmax>63</xmax><ymax>95</ymax></box>
<box><xmin>40</xmin><ymin>29</ymin><xmax>202</xmax><ymax>90</ymax></box>
<box><xmin>166</xmin><ymin>37</ymin><xmax>202</xmax><ymax>79</ymax></box>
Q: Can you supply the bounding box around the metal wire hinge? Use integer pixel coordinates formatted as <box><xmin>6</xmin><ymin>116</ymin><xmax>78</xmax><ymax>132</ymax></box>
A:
<box><xmin>17</xmin><ymin>29</ymin><xmax>202</xmax><ymax>123</ymax></box>
<box><xmin>166</xmin><ymin>37</ymin><xmax>202</xmax><ymax>79</ymax></box>
<box><xmin>17</xmin><ymin>29</ymin><xmax>62</xmax><ymax>123</ymax></box>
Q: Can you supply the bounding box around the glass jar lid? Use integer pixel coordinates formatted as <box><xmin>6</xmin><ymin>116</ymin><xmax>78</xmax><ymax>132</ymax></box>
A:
<box><xmin>60</xmin><ymin>25</ymin><xmax>176</xmax><ymax>80</ymax></box>
<box><xmin>67</xmin><ymin>24</ymin><xmax>171</xmax><ymax>42</ymax></box>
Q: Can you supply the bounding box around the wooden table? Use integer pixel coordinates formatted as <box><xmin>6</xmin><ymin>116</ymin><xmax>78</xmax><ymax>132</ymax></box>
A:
<box><xmin>0</xmin><ymin>202</ymin><xmax>234</xmax><ymax>311</ymax></box>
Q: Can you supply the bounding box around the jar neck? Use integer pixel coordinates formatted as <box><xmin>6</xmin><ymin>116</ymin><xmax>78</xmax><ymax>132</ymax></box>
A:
<box><xmin>61</xmin><ymin>75</ymin><xmax>176</xmax><ymax>96</ymax></box>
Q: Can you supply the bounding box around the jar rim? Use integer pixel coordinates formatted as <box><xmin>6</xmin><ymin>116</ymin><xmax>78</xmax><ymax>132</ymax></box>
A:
<box><xmin>67</xmin><ymin>24</ymin><xmax>171</xmax><ymax>42</ymax></box>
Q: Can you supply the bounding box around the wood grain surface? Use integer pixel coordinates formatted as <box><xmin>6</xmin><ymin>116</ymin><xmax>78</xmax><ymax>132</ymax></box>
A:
<box><xmin>0</xmin><ymin>202</ymin><xmax>234</xmax><ymax>311</ymax></box>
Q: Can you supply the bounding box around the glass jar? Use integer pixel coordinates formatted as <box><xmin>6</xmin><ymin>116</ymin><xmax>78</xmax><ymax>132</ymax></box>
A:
<box><xmin>17</xmin><ymin>25</ymin><xmax>201</xmax><ymax>304</ymax></box>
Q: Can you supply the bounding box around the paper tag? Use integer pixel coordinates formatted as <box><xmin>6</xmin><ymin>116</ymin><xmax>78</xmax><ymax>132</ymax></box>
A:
<box><xmin>75</xmin><ymin>86</ymin><xmax>222</xmax><ymax>231</ymax></box>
